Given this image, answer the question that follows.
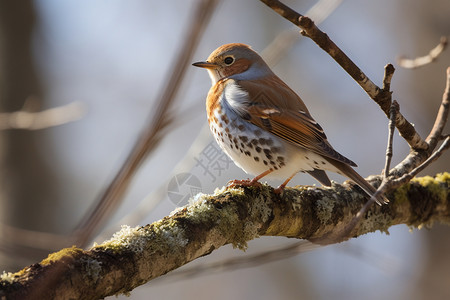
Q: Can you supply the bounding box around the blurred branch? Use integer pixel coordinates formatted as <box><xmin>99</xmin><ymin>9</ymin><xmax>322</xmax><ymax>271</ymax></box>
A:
<box><xmin>0</xmin><ymin>98</ymin><xmax>85</xmax><ymax>130</ymax></box>
<box><xmin>426</xmin><ymin>67</ymin><xmax>450</xmax><ymax>149</ymax></box>
<box><xmin>72</xmin><ymin>0</ymin><xmax>220</xmax><ymax>247</ymax></box>
<box><xmin>1</xmin><ymin>173</ymin><xmax>449</xmax><ymax>299</ymax></box>
<box><xmin>261</xmin><ymin>0</ymin><xmax>343</xmax><ymax>65</ymax></box>
<box><xmin>159</xmin><ymin>241</ymin><xmax>319</xmax><ymax>283</ymax></box>
<box><xmin>397</xmin><ymin>36</ymin><xmax>448</xmax><ymax>69</ymax></box>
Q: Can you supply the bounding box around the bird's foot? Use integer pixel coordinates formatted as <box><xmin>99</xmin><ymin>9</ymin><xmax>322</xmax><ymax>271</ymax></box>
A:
<box><xmin>273</xmin><ymin>184</ymin><xmax>287</xmax><ymax>195</ymax></box>
<box><xmin>227</xmin><ymin>178</ymin><xmax>262</xmax><ymax>189</ymax></box>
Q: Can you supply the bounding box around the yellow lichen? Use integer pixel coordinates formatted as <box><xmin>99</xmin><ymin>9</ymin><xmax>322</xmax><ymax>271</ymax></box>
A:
<box><xmin>41</xmin><ymin>245</ymin><xmax>83</xmax><ymax>266</ymax></box>
<box><xmin>394</xmin><ymin>184</ymin><xmax>410</xmax><ymax>205</ymax></box>
<box><xmin>435</xmin><ymin>172</ymin><xmax>450</xmax><ymax>183</ymax></box>
<box><xmin>412</xmin><ymin>172</ymin><xmax>449</xmax><ymax>201</ymax></box>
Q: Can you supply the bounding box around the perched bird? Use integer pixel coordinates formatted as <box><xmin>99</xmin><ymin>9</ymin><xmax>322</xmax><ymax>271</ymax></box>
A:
<box><xmin>193</xmin><ymin>43</ymin><xmax>387</xmax><ymax>204</ymax></box>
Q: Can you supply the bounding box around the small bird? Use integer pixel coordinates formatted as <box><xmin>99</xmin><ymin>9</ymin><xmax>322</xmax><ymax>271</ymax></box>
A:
<box><xmin>193</xmin><ymin>43</ymin><xmax>387</xmax><ymax>204</ymax></box>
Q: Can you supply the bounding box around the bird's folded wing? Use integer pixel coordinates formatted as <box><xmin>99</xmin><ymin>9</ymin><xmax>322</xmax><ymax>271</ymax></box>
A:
<box><xmin>233</xmin><ymin>78</ymin><xmax>357</xmax><ymax>167</ymax></box>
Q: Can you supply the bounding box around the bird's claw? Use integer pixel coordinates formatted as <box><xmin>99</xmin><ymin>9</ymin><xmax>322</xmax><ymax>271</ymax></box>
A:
<box><xmin>226</xmin><ymin>179</ymin><xmax>261</xmax><ymax>188</ymax></box>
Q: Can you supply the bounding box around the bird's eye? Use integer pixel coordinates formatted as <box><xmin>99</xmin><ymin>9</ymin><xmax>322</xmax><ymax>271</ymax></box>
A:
<box><xmin>224</xmin><ymin>56</ymin><xmax>234</xmax><ymax>65</ymax></box>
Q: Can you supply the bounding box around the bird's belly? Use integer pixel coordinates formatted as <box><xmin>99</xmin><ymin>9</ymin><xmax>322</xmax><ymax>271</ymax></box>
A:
<box><xmin>208</xmin><ymin>110</ymin><xmax>321</xmax><ymax>179</ymax></box>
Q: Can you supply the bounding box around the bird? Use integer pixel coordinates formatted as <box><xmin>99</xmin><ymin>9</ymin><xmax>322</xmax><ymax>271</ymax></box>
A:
<box><xmin>192</xmin><ymin>43</ymin><xmax>387</xmax><ymax>204</ymax></box>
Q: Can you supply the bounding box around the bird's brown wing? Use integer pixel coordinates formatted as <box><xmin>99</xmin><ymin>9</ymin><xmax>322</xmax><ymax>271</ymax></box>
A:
<box><xmin>230</xmin><ymin>77</ymin><xmax>357</xmax><ymax>167</ymax></box>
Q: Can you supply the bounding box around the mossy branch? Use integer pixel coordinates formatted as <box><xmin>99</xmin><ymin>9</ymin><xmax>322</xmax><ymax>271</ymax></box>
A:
<box><xmin>1</xmin><ymin>173</ymin><xmax>449</xmax><ymax>299</ymax></box>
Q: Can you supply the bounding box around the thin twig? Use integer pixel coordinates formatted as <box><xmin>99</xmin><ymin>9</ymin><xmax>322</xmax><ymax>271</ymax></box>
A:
<box><xmin>393</xmin><ymin>136</ymin><xmax>450</xmax><ymax>185</ymax></box>
<box><xmin>426</xmin><ymin>67</ymin><xmax>450</xmax><ymax>150</ymax></box>
<box><xmin>261</xmin><ymin>0</ymin><xmax>343</xmax><ymax>66</ymax></box>
<box><xmin>318</xmin><ymin>66</ymin><xmax>450</xmax><ymax>244</ymax></box>
<box><xmin>260</xmin><ymin>0</ymin><xmax>429</xmax><ymax>151</ymax></box>
<box><xmin>391</xmin><ymin>67</ymin><xmax>450</xmax><ymax>177</ymax></box>
<box><xmin>0</xmin><ymin>99</ymin><xmax>85</xmax><ymax>130</ymax></box>
<box><xmin>73</xmin><ymin>0</ymin><xmax>220</xmax><ymax>247</ymax></box>
<box><xmin>397</xmin><ymin>36</ymin><xmax>448</xmax><ymax>69</ymax></box>
<box><xmin>384</xmin><ymin>100</ymin><xmax>399</xmax><ymax>178</ymax></box>
<box><xmin>382</xmin><ymin>64</ymin><xmax>395</xmax><ymax>92</ymax></box>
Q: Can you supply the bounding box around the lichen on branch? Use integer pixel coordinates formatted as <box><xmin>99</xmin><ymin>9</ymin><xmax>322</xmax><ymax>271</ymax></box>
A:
<box><xmin>1</xmin><ymin>173</ymin><xmax>449</xmax><ymax>299</ymax></box>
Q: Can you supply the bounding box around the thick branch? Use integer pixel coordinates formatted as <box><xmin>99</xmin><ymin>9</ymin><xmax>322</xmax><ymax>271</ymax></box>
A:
<box><xmin>1</xmin><ymin>173</ymin><xmax>449</xmax><ymax>299</ymax></box>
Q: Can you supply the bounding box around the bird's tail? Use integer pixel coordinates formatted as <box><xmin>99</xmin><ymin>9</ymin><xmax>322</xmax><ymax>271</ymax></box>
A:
<box><xmin>328</xmin><ymin>160</ymin><xmax>389</xmax><ymax>205</ymax></box>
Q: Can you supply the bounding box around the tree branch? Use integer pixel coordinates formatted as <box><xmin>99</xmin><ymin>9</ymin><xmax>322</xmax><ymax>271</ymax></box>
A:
<box><xmin>1</xmin><ymin>173</ymin><xmax>449</xmax><ymax>299</ymax></box>
<box><xmin>397</xmin><ymin>36</ymin><xmax>448</xmax><ymax>69</ymax></box>
<box><xmin>260</xmin><ymin>0</ymin><xmax>428</xmax><ymax>151</ymax></box>
<box><xmin>0</xmin><ymin>99</ymin><xmax>85</xmax><ymax>130</ymax></box>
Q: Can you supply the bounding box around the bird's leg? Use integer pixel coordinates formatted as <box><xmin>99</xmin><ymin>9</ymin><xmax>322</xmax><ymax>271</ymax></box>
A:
<box><xmin>227</xmin><ymin>169</ymin><xmax>274</xmax><ymax>188</ymax></box>
<box><xmin>274</xmin><ymin>173</ymin><xmax>297</xmax><ymax>194</ymax></box>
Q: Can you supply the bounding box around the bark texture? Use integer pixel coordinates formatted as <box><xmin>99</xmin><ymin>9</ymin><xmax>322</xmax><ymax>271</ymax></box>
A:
<box><xmin>1</xmin><ymin>173</ymin><xmax>448</xmax><ymax>299</ymax></box>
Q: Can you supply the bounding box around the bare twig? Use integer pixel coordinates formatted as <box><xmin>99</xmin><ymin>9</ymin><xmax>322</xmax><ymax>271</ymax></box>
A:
<box><xmin>73</xmin><ymin>0</ymin><xmax>220</xmax><ymax>247</ymax></box>
<box><xmin>393</xmin><ymin>136</ymin><xmax>450</xmax><ymax>185</ymax></box>
<box><xmin>260</xmin><ymin>0</ymin><xmax>429</xmax><ymax>151</ymax></box>
<box><xmin>261</xmin><ymin>0</ymin><xmax>343</xmax><ymax>66</ymax></box>
<box><xmin>317</xmin><ymin>65</ymin><xmax>450</xmax><ymax>245</ymax></box>
<box><xmin>426</xmin><ymin>67</ymin><xmax>450</xmax><ymax>149</ymax></box>
<box><xmin>382</xmin><ymin>64</ymin><xmax>395</xmax><ymax>93</ymax></box>
<box><xmin>391</xmin><ymin>67</ymin><xmax>450</xmax><ymax>176</ymax></box>
<box><xmin>384</xmin><ymin>100</ymin><xmax>399</xmax><ymax>178</ymax></box>
<box><xmin>397</xmin><ymin>36</ymin><xmax>448</xmax><ymax>69</ymax></box>
<box><xmin>0</xmin><ymin>99</ymin><xmax>85</xmax><ymax>130</ymax></box>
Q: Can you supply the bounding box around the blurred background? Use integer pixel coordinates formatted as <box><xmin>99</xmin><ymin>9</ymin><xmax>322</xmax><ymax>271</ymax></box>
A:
<box><xmin>0</xmin><ymin>0</ymin><xmax>449</xmax><ymax>299</ymax></box>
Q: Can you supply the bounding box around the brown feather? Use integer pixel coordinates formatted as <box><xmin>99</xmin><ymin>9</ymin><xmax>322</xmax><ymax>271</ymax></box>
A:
<box><xmin>235</xmin><ymin>77</ymin><xmax>356</xmax><ymax>166</ymax></box>
<box><xmin>327</xmin><ymin>159</ymin><xmax>389</xmax><ymax>204</ymax></box>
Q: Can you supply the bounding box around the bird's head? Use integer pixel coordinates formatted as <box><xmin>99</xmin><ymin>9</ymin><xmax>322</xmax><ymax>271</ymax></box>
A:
<box><xmin>193</xmin><ymin>43</ymin><xmax>271</xmax><ymax>85</ymax></box>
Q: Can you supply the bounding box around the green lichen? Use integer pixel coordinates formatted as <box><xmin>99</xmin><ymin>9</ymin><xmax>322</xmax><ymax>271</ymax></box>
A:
<box><xmin>80</xmin><ymin>257</ymin><xmax>102</xmax><ymax>282</ymax></box>
<box><xmin>357</xmin><ymin>209</ymin><xmax>392</xmax><ymax>236</ymax></box>
<box><xmin>153</xmin><ymin>220</ymin><xmax>189</xmax><ymax>251</ymax></box>
<box><xmin>315</xmin><ymin>194</ymin><xmax>335</xmax><ymax>224</ymax></box>
<box><xmin>41</xmin><ymin>245</ymin><xmax>83</xmax><ymax>266</ymax></box>
<box><xmin>185</xmin><ymin>186</ymin><xmax>268</xmax><ymax>250</ymax></box>
<box><xmin>98</xmin><ymin>221</ymin><xmax>190</xmax><ymax>258</ymax></box>
<box><xmin>99</xmin><ymin>225</ymin><xmax>149</xmax><ymax>253</ymax></box>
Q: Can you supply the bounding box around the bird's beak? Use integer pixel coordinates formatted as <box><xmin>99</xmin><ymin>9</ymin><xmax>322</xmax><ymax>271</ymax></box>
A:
<box><xmin>192</xmin><ymin>61</ymin><xmax>218</xmax><ymax>69</ymax></box>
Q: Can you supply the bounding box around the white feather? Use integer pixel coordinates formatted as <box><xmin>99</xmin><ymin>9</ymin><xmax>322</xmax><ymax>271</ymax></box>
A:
<box><xmin>223</xmin><ymin>81</ymin><xmax>250</xmax><ymax>117</ymax></box>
